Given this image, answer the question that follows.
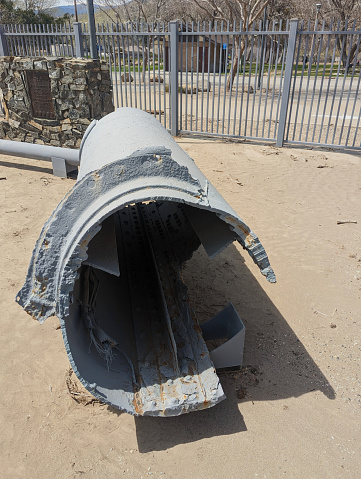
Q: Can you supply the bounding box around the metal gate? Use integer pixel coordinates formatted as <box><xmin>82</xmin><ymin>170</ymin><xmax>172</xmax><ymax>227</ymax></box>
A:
<box><xmin>0</xmin><ymin>19</ymin><xmax>360</xmax><ymax>150</ymax></box>
<box><xmin>285</xmin><ymin>19</ymin><xmax>361</xmax><ymax>150</ymax></box>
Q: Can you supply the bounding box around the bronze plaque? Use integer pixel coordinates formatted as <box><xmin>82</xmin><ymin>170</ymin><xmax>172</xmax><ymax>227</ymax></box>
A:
<box><xmin>26</xmin><ymin>70</ymin><xmax>55</xmax><ymax>120</ymax></box>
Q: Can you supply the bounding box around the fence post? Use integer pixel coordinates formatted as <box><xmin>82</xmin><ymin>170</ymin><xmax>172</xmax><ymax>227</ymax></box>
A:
<box><xmin>86</xmin><ymin>0</ymin><xmax>98</xmax><ymax>59</ymax></box>
<box><xmin>170</xmin><ymin>21</ymin><xmax>179</xmax><ymax>136</ymax></box>
<box><xmin>276</xmin><ymin>19</ymin><xmax>298</xmax><ymax>147</ymax></box>
<box><xmin>73</xmin><ymin>22</ymin><xmax>84</xmax><ymax>58</ymax></box>
<box><xmin>0</xmin><ymin>25</ymin><xmax>9</xmax><ymax>56</ymax></box>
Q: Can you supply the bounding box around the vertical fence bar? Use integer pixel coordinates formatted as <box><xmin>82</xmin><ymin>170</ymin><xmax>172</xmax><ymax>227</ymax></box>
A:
<box><xmin>244</xmin><ymin>23</ymin><xmax>255</xmax><ymax>137</ymax></box>
<box><xmin>200</xmin><ymin>21</ymin><xmax>206</xmax><ymax>132</ymax></box>
<box><xmin>298</xmin><ymin>19</ymin><xmax>319</xmax><ymax>141</ymax></box>
<box><xmin>317</xmin><ymin>21</ymin><xmax>338</xmax><ymax>143</ymax></box>
<box><xmin>12</xmin><ymin>24</ymin><xmax>19</xmax><ymax>56</ymax></box>
<box><xmin>120</xmin><ymin>24</ymin><xmax>128</xmax><ymax>107</ymax></box>
<box><xmin>156</xmin><ymin>25</ymin><xmax>161</xmax><ymax>122</ymax></box>
<box><xmin>190</xmin><ymin>22</ymin><xmax>195</xmax><ymax>131</ymax></box>
<box><xmin>0</xmin><ymin>25</ymin><xmax>10</xmax><ymax>56</ymax></box>
<box><xmin>50</xmin><ymin>23</ymin><xmax>56</xmax><ymax>56</ymax></box>
<box><xmin>256</xmin><ymin>22</ymin><xmax>267</xmax><ymax>136</ymax></box>
<box><xmin>261</xmin><ymin>21</ymin><xmax>275</xmax><ymax>138</ymax></box>
<box><xmin>238</xmin><ymin>20</ymin><xmax>249</xmax><ymax>137</ymax></box>
<box><xmin>184</xmin><ymin>22</ymin><xmax>189</xmax><ymax>131</ymax></box>
<box><xmin>136</xmin><ymin>25</ymin><xmax>142</xmax><ymax>111</ymax></box>
<box><xmin>211</xmin><ymin>21</ymin><xmax>217</xmax><ymax>133</ymax></box>
<box><xmin>217</xmin><ymin>22</ymin><xmax>224</xmax><ymax>134</ymax></box>
<box><xmin>116</xmin><ymin>25</ymin><xmax>123</xmax><ymax>108</ymax></box>
<box><xmin>126</xmin><ymin>23</ymin><xmax>133</xmax><ymax>108</ymax></box>
<box><xmin>232</xmin><ymin>25</ymin><xmax>242</xmax><ymax>135</ymax></box>
<box><xmin>140</xmin><ymin>25</ymin><xmax>146</xmax><ymax>114</ymax></box>
<box><xmin>332</xmin><ymin>21</ymin><xmax>355</xmax><ymax>144</ymax></box>
<box><xmin>73</xmin><ymin>22</ymin><xmax>84</xmax><ymax>57</ymax></box>
<box><xmin>250</xmin><ymin>22</ymin><xmax>262</xmax><ymax>137</ymax></box>
<box><xmin>195</xmin><ymin>22</ymin><xmax>200</xmax><ymax>131</ymax></box>
<box><xmin>39</xmin><ymin>24</ymin><xmax>45</xmax><ymax>55</ymax></box>
<box><xmin>110</xmin><ymin>25</ymin><xmax>119</xmax><ymax>109</ymax></box>
<box><xmin>310</xmin><ymin>21</ymin><xmax>331</xmax><ymax>142</ymax></box>
<box><xmin>146</xmin><ymin>27</ymin><xmax>151</xmax><ymax>115</ymax></box>
<box><xmin>167</xmin><ymin>24</ymin><xmax>172</xmax><ymax>127</ymax></box>
<box><xmin>151</xmin><ymin>24</ymin><xmax>156</xmax><ymax>115</ymax></box>
<box><xmin>226</xmin><ymin>24</ymin><xmax>235</xmax><ymax>134</ymax></box>
<box><xmin>170</xmin><ymin>21</ymin><xmax>178</xmax><ymax>136</ymax></box>
<box><xmin>338</xmin><ymin>28</ymin><xmax>360</xmax><ymax>145</ymax></box>
<box><xmin>345</xmin><ymin>43</ymin><xmax>361</xmax><ymax>146</ymax></box>
<box><xmin>69</xmin><ymin>22</ymin><xmax>75</xmax><ymax>57</ymax></box>
<box><xmin>130</xmin><ymin>23</ymin><xmax>138</xmax><ymax>109</ymax></box>
<box><xmin>162</xmin><ymin>24</ymin><xmax>167</xmax><ymax>129</ymax></box>
<box><xmin>275</xmin><ymin>22</ymin><xmax>289</xmax><ymax>135</ymax></box>
<box><xmin>352</xmin><ymin>105</ymin><xmax>361</xmax><ymax>146</ymax></box>
<box><xmin>179</xmin><ymin>24</ymin><xmax>183</xmax><ymax>132</ymax></box>
<box><xmin>20</xmin><ymin>24</ymin><xmax>27</xmax><ymax>56</ymax></box>
<box><xmin>205</xmin><ymin>22</ymin><xmax>212</xmax><ymax>133</ymax></box>
<box><xmin>276</xmin><ymin>19</ymin><xmax>298</xmax><ymax>147</ymax></box>
<box><xmin>221</xmin><ymin>21</ymin><xmax>229</xmax><ymax>134</ymax></box>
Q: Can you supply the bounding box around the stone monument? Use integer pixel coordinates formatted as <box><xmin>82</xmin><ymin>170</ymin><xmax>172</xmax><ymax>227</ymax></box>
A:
<box><xmin>0</xmin><ymin>56</ymin><xmax>114</xmax><ymax>148</ymax></box>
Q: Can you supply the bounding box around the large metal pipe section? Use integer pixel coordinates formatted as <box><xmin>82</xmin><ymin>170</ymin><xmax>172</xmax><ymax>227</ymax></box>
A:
<box><xmin>0</xmin><ymin>139</ymin><xmax>79</xmax><ymax>165</ymax></box>
<box><xmin>16</xmin><ymin>108</ymin><xmax>275</xmax><ymax>417</ymax></box>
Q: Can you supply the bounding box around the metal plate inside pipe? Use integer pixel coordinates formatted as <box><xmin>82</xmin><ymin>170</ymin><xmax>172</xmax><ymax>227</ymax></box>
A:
<box><xmin>16</xmin><ymin>108</ymin><xmax>275</xmax><ymax>417</ymax></box>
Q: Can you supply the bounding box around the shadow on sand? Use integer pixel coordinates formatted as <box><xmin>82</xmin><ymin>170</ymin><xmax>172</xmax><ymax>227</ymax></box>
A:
<box><xmin>0</xmin><ymin>159</ymin><xmax>78</xmax><ymax>179</ymax></box>
<box><xmin>134</xmin><ymin>243</ymin><xmax>335</xmax><ymax>452</ymax></box>
<box><xmin>0</xmin><ymin>159</ymin><xmax>54</xmax><ymax>175</ymax></box>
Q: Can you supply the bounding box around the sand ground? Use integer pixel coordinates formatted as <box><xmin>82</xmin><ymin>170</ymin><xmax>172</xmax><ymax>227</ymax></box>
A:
<box><xmin>0</xmin><ymin>138</ymin><xmax>360</xmax><ymax>478</ymax></box>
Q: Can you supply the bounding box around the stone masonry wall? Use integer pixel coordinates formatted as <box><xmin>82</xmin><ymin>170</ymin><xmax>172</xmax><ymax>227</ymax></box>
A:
<box><xmin>0</xmin><ymin>57</ymin><xmax>114</xmax><ymax>148</ymax></box>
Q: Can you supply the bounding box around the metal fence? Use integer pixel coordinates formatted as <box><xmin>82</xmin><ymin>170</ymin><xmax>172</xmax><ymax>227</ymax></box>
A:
<box><xmin>0</xmin><ymin>19</ymin><xmax>360</xmax><ymax>150</ymax></box>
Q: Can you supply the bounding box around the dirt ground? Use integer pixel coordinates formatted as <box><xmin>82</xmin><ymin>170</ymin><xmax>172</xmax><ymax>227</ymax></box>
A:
<box><xmin>0</xmin><ymin>137</ymin><xmax>360</xmax><ymax>478</ymax></box>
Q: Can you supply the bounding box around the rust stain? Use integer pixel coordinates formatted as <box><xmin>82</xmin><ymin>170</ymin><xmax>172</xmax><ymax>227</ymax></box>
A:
<box><xmin>133</xmin><ymin>391</ymin><xmax>144</xmax><ymax>415</ymax></box>
<box><xmin>193</xmin><ymin>324</ymin><xmax>202</xmax><ymax>333</ymax></box>
<box><xmin>223</xmin><ymin>215</ymin><xmax>254</xmax><ymax>246</ymax></box>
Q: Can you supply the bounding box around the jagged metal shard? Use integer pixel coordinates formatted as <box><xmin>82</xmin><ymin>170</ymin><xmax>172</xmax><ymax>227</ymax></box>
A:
<box><xmin>16</xmin><ymin>108</ymin><xmax>275</xmax><ymax>417</ymax></box>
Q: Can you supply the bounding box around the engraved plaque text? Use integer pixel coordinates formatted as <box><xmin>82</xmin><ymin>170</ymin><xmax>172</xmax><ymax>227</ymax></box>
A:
<box><xmin>26</xmin><ymin>70</ymin><xmax>55</xmax><ymax>120</ymax></box>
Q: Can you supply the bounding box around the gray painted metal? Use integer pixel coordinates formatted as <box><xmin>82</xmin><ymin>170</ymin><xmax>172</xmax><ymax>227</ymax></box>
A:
<box><xmin>201</xmin><ymin>303</ymin><xmax>245</xmax><ymax>370</ymax></box>
<box><xmin>0</xmin><ymin>25</ymin><xmax>9</xmax><ymax>56</ymax></box>
<box><xmin>170</xmin><ymin>21</ymin><xmax>179</xmax><ymax>136</ymax></box>
<box><xmin>0</xmin><ymin>139</ymin><xmax>79</xmax><ymax>177</ymax></box>
<box><xmin>16</xmin><ymin>108</ymin><xmax>275</xmax><ymax>417</ymax></box>
<box><xmin>0</xmin><ymin>139</ymin><xmax>79</xmax><ymax>164</ymax></box>
<box><xmin>51</xmin><ymin>156</ymin><xmax>78</xmax><ymax>178</ymax></box>
<box><xmin>73</xmin><ymin>22</ymin><xmax>84</xmax><ymax>58</ymax></box>
<box><xmin>276</xmin><ymin>19</ymin><xmax>298</xmax><ymax>147</ymax></box>
<box><xmin>86</xmin><ymin>0</ymin><xmax>98</xmax><ymax>59</ymax></box>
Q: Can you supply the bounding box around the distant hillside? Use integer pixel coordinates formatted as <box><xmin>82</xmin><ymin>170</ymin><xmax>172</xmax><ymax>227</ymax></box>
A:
<box><xmin>48</xmin><ymin>4</ymin><xmax>101</xmax><ymax>18</ymax></box>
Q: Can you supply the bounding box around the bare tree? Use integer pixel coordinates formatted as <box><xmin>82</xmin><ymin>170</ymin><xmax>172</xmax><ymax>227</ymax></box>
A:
<box><xmin>97</xmin><ymin>0</ymin><xmax>170</xmax><ymax>23</ymax></box>
<box><xmin>326</xmin><ymin>0</ymin><xmax>360</xmax><ymax>21</ymax></box>
<box><xmin>192</xmin><ymin>0</ymin><xmax>270</xmax><ymax>90</ymax></box>
<box><xmin>17</xmin><ymin>0</ymin><xmax>59</xmax><ymax>12</ymax></box>
<box><xmin>318</xmin><ymin>0</ymin><xmax>361</xmax><ymax>66</ymax></box>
